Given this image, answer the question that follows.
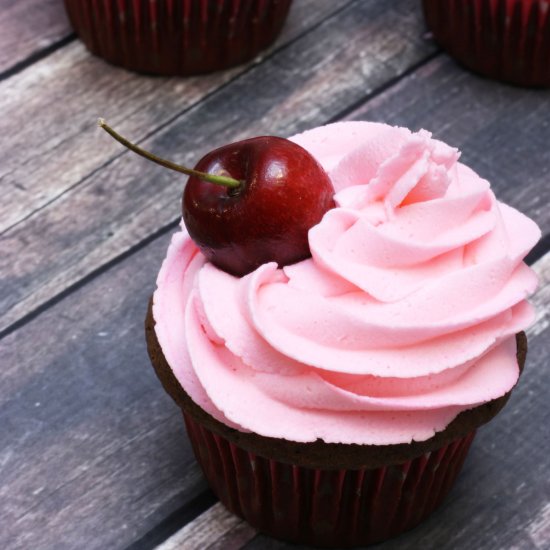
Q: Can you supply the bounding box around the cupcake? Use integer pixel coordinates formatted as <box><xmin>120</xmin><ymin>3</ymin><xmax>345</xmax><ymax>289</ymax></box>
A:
<box><xmin>64</xmin><ymin>0</ymin><xmax>293</xmax><ymax>75</ymax></box>
<box><xmin>422</xmin><ymin>0</ymin><xmax>550</xmax><ymax>87</ymax></box>
<box><xmin>145</xmin><ymin>122</ymin><xmax>540</xmax><ymax>547</ymax></box>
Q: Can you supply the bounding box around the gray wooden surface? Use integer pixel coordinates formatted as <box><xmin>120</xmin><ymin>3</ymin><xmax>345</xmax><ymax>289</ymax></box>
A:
<box><xmin>1</xmin><ymin>1</ymin><xmax>549</xmax><ymax>549</ymax></box>
<box><xmin>0</xmin><ymin>0</ymin><xmax>71</xmax><ymax>77</ymax></box>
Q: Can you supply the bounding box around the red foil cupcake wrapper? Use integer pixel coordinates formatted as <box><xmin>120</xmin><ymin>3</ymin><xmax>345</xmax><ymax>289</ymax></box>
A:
<box><xmin>422</xmin><ymin>0</ymin><xmax>550</xmax><ymax>87</ymax></box>
<box><xmin>63</xmin><ymin>0</ymin><xmax>292</xmax><ymax>75</ymax></box>
<box><xmin>183</xmin><ymin>411</ymin><xmax>476</xmax><ymax>547</ymax></box>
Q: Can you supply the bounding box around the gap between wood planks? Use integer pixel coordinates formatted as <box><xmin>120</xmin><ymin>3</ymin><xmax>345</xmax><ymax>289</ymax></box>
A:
<box><xmin>326</xmin><ymin>49</ymin><xmax>441</xmax><ymax>124</ymax></box>
<box><xmin>2</xmin><ymin>101</ymin><xmax>549</xmax><ymax>343</ymax></box>
<box><xmin>0</xmin><ymin>0</ymin><xmax>367</xmax><ymax>335</ymax></box>
<box><xmin>0</xmin><ymin>218</ymin><xmax>180</xmax><ymax>340</ymax></box>
<box><xmin>0</xmin><ymin>2</ymin><xmax>439</xmax><ymax>340</ymax></box>
<box><xmin>121</xmin><ymin>249</ymin><xmax>550</xmax><ymax>550</ymax></box>
<box><xmin>153</xmin><ymin>502</ymin><xmax>255</xmax><ymax>550</ymax></box>
<box><xmin>2</xmin><ymin>3</ymin><xmax>547</xmax><ymax>548</ymax></box>
<box><xmin>0</xmin><ymin>0</ymin><xmax>74</xmax><ymax>80</ymax></box>
<box><xmin>0</xmin><ymin>35</ymin><xmax>76</xmax><ymax>83</ymax></box>
<box><xmin>125</xmin><ymin>490</ymin><xmax>218</xmax><ymax>550</ymax></box>
<box><xmin>3</xmin><ymin>153</ymin><xmax>548</xmax><ymax>344</ymax></box>
<box><xmin>0</xmin><ymin>0</ymin><xmax>355</xmax><ymax>236</ymax></box>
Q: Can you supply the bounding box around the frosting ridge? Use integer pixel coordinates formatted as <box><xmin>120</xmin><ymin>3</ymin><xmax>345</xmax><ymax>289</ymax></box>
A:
<box><xmin>153</xmin><ymin>122</ymin><xmax>540</xmax><ymax>445</ymax></box>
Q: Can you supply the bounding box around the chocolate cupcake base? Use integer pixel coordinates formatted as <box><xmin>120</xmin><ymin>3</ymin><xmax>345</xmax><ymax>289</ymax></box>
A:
<box><xmin>145</xmin><ymin>299</ymin><xmax>527</xmax><ymax>546</ymax></box>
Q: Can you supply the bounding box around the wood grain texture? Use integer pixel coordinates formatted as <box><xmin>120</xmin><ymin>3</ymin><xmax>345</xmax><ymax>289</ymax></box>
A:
<box><xmin>156</xmin><ymin>502</ymin><xmax>254</xmax><ymax>550</ymax></box>
<box><xmin>2</xmin><ymin>4</ymin><xmax>549</xmax><ymax>549</ymax></box>
<box><xmin>0</xmin><ymin>0</ymin><xmax>71</xmax><ymax>75</ymax></box>
<box><xmin>0</xmin><ymin>0</ymin><xmax>436</xmax><ymax>335</ymax></box>
<box><xmin>0</xmin><ymin>230</ymin><xmax>208</xmax><ymax>550</ymax></box>
<box><xmin>2</xmin><ymin>239</ymin><xmax>544</xmax><ymax>550</ymax></box>
<box><xmin>0</xmin><ymin>0</ymin><xmax>347</xmax><ymax>234</ymax></box>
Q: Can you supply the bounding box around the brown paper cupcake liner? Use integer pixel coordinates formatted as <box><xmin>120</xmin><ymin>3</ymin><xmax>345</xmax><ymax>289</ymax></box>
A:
<box><xmin>63</xmin><ymin>0</ymin><xmax>292</xmax><ymax>75</ymax></box>
<box><xmin>422</xmin><ymin>0</ymin><xmax>550</xmax><ymax>87</ymax></box>
<box><xmin>184</xmin><ymin>410</ymin><xmax>476</xmax><ymax>547</ymax></box>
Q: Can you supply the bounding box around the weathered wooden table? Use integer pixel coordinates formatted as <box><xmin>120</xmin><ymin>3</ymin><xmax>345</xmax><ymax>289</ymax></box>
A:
<box><xmin>1</xmin><ymin>1</ymin><xmax>549</xmax><ymax>549</ymax></box>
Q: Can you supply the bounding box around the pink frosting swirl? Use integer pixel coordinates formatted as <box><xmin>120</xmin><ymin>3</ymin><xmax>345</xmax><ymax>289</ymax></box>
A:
<box><xmin>153</xmin><ymin>122</ymin><xmax>540</xmax><ymax>445</ymax></box>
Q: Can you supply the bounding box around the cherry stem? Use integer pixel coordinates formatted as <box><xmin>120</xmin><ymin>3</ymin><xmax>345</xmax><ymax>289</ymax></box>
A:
<box><xmin>98</xmin><ymin>119</ymin><xmax>242</xmax><ymax>188</ymax></box>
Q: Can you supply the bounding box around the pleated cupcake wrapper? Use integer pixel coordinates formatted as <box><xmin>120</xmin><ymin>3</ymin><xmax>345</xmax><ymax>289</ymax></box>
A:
<box><xmin>63</xmin><ymin>0</ymin><xmax>292</xmax><ymax>75</ymax></box>
<box><xmin>423</xmin><ymin>0</ymin><xmax>550</xmax><ymax>87</ymax></box>
<box><xmin>183</xmin><ymin>411</ymin><xmax>476</xmax><ymax>547</ymax></box>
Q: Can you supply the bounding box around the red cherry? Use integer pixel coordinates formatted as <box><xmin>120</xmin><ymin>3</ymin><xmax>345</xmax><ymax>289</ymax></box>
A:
<box><xmin>182</xmin><ymin>136</ymin><xmax>334</xmax><ymax>276</ymax></box>
<box><xmin>98</xmin><ymin>121</ymin><xmax>335</xmax><ymax>276</ymax></box>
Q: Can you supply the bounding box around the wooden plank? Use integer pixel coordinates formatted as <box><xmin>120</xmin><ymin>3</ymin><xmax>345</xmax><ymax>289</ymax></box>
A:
<box><xmin>207</xmin><ymin>521</ymin><xmax>259</xmax><ymax>550</ymax></box>
<box><xmin>3</xmin><ymin>233</ymin><xmax>546</xmax><ymax>550</ymax></box>
<box><xmin>526</xmin><ymin>503</ymin><xmax>550</xmax><ymax>550</ymax></box>
<box><xmin>0</xmin><ymin>0</ymin><xmax>349</xmax><ymax>233</ymax></box>
<box><xmin>0</xmin><ymin>0</ymin><xmax>436</xmax><ymax>335</ymax></box>
<box><xmin>155</xmin><ymin>502</ymin><xmax>254</xmax><ymax>550</ymax></box>
<box><xmin>0</xmin><ymin>230</ymin><xmax>210</xmax><ymax>550</ymax></box>
<box><xmin>1</xmin><ymin>206</ymin><xmax>548</xmax><ymax>549</ymax></box>
<box><xmin>183</xmin><ymin>252</ymin><xmax>550</xmax><ymax>549</ymax></box>
<box><xmin>344</xmin><ymin>55</ymin><xmax>550</xmax><ymax>229</ymax></box>
<box><xmin>0</xmin><ymin>0</ymin><xmax>71</xmax><ymax>76</ymax></box>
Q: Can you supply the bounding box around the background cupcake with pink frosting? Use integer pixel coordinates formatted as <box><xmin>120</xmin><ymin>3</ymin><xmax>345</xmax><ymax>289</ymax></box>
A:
<box><xmin>145</xmin><ymin>121</ymin><xmax>540</xmax><ymax>547</ymax></box>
